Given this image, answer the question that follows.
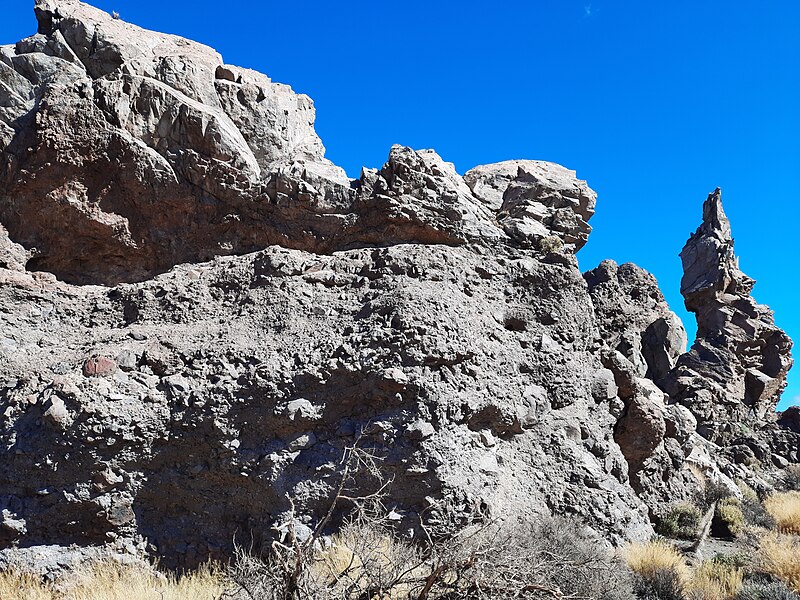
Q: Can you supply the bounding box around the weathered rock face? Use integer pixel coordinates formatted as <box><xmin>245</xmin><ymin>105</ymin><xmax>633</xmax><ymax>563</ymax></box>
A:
<box><xmin>465</xmin><ymin>160</ymin><xmax>596</xmax><ymax>252</ymax></box>
<box><xmin>0</xmin><ymin>0</ymin><xmax>531</xmax><ymax>286</ymax></box>
<box><xmin>0</xmin><ymin>244</ymin><xmax>653</xmax><ymax>567</ymax></box>
<box><xmin>662</xmin><ymin>190</ymin><xmax>794</xmax><ymax>443</ymax></box>
<box><xmin>0</xmin><ymin>0</ymin><xmax>663</xmax><ymax>570</ymax></box>
<box><xmin>0</xmin><ymin>0</ymin><xmax>797</xmax><ymax>576</ymax></box>
<box><xmin>584</xmin><ymin>260</ymin><xmax>701</xmax><ymax>512</ymax></box>
<box><xmin>586</xmin><ymin>260</ymin><xmax>687</xmax><ymax>383</ymax></box>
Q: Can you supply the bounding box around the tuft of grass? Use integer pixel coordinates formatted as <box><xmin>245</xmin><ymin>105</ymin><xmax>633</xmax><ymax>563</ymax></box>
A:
<box><xmin>717</xmin><ymin>498</ymin><xmax>746</xmax><ymax>538</ymax></box>
<box><xmin>688</xmin><ymin>560</ymin><xmax>743</xmax><ymax>600</ymax></box>
<box><xmin>625</xmin><ymin>539</ymin><xmax>690</xmax><ymax>582</ymax></box>
<box><xmin>658</xmin><ymin>503</ymin><xmax>703</xmax><ymax>540</ymax></box>
<box><xmin>759</xmin><ymin>533</ymin><xmax>800</xmax><ymax>593</ymax></box>
<box><xmin>0</xmin><ymin>561</ymin><xmax>224</xmax><ymax>600</ymax></box>
<box><xmin>764</xmin><ymin>491</ymin><xmax>800</xmax><ymax>535</ymax></box>
<box><xmin>0</xmin><ymin>571</ymin><xmax>53</xmax><ymax>600</ymax></box>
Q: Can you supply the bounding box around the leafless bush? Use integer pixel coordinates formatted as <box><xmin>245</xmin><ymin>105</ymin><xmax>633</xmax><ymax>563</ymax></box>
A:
<box><xmin>222</xmin><ymin>438</ymin><xmax>635</xmax><ymax>599</ymax></box>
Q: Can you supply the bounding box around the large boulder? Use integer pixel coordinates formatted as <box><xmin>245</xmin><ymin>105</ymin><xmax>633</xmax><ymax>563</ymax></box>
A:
<box><xmin>465</xmin><ymin>160</ymin><xmax>596</xmax><ymax>252</ymax></box>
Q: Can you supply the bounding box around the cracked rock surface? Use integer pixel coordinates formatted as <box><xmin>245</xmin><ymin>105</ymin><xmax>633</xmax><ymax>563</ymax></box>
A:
<box><xmin>0</xmin><ymin>0</ymin><xmax>796</xmax><ymax>575</ymax></box>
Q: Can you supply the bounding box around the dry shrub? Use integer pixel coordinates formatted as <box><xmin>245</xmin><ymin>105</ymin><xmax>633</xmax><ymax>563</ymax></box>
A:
<box><xmin>764</xmin><ymin>491</ymin><xmax>800</xmax><ymax>534</ymax></box>
<box><xmin>0</xmin><ymin>571</ymin><xmax>53</xmax><ymax>600</ymax></box>
<box><xmin>625</xmin><ymin>540</ymin><xmax>689</xmax><ymax>600</ymax></box>
<box><xmin>625</xmin><ymin>540</ymin><xmax>689</xmax><ymax>583</ymax></box>
<box><xmin>226</xmin><ymin>515</ymin><xmax>636</xmax><ymax>600</ymax></box>
<box><xmin>687</xmin><ymin>560</ymin><xmax>743</xmax><ymax>600</ymax></box>
<box><xmin>0</xmin><ymin>561</ymin><xmax>224</xmax><ymax>600</ymax></box>
<box><xmin>759</xmin><ymin>533</ymin><xmax>800</xmax><ymax>593</ymax></box>
<box><xmin>67</xmin><ymin>561</ymin><xmax>223</xmax><ymax>600</ymax></box>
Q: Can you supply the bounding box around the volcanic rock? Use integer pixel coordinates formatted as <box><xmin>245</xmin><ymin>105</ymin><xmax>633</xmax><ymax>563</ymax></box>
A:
<box><xmin>661</xmin><ymin>189</ymin><xmax>794</xmax><ymax>443</ymax></box>
<box><xmin>0</xmin><ymin>0</ymin><xmax>797</xmax><ymax>575</ymax></box>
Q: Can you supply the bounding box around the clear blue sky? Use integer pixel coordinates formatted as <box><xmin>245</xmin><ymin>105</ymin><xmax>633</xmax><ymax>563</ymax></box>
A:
<box><xmin>2</xmin><ymin>1</ymin><xmax>798</xmax><ymax>409</ymax></box>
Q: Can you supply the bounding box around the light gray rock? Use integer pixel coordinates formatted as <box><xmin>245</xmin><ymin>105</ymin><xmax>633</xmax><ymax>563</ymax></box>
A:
<box><xmin>0</xmin><ymin>0</ymin><xmax>795</xmax><ymax>577</ymax></box>
<box><xmin>586</xmin><ymin>259</ymin><xmax>687</xmax><ymax>382</ymax></box>
<box><xmin>465</xmin><ymin>160</ymin><xmax>597</xmax><ymax>252</ymax></box>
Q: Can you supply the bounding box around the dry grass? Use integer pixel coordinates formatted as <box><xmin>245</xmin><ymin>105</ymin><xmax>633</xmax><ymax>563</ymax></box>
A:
<box><xmin>0</xmin><ymin>561</ymin><xmax>224</xmax><ymax>600</ymax></box>
<box><xmin>759</xmin><ymin>533</ymin><xmax>800</xmax><ymax>593</ymax></box>
<box><xmin>687</xmin><ymin>560</ymin><xmax>743</xmax><ymax>600</ymax></box>
<box><xmin>0</xmin><ymin>571</ymin><xmax>54</xmax><ymax>600</ymax></box>
<box><xmin>764</xmin><ymin>491</ymin><xmax>800</xmax><ymax>535</ymax></box>
<box><xmin>624</xmin><ymin>539</ymin><xmax>690</xmax><ymax>583</ymax></box>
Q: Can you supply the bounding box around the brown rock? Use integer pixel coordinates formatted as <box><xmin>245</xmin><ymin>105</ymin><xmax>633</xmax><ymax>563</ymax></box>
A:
<box><xmin>82</xmin><ymin>356</ymin><xmax>117</xmax><ymax>377</ymax></box>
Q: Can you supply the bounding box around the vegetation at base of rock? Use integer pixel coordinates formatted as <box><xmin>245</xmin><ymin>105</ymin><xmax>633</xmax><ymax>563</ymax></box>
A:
<box><xmin>764</xmin><ymin>491</ymin><xmax>800</xmax><ymax>535</ymax></box>
<box><xmin>688</xmin><ymin>560</ymin><xmax>743</xmax><ymax>600</ymax></box>
<box><xmin>0</xmin><ymin>561</ymin><xmax>223</xmax><ymax>600</ymax></box>
<box><xmin>737</xmin><ymin>482</ymin><xmax>776</xmax><ymax>530</ymax></box>
<box><xmin>758</xmin><ymin>533</ymin><xmax>800</xmax><ymax>592</ymax></box>
<box><xmin>715</xmin><ymin>498</ymin><xmax>746</xmax><ymax>538</ymax></box>
<box><xmin>227</xmin><ymin>514</ymin><xmax>636</xmax><ymax>599</ymax></box>
<box><xmin>733</xmin><ymin>576</ymin><xmax>800</xmax><ymax>600</ymax></box>
<box><xmin>782</xmin><ymin>466</ymin><xmax>800</xmax><ymax>492</ymax></box>
<box><xmin>625</xmin><ymin>540</ymin><xmax>689</xmax><ymax>582</ymax></box>
<box><xmin>658</xmin><ymin>503</ymin><xmax>704</xmax><ymax>539</ymax></box>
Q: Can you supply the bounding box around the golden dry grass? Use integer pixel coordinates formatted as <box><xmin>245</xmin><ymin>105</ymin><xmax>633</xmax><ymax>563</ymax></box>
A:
<box><xmin>0</xmin><ymin>571</ymin><xmax>54</xmax><ymax>600</ymax></box>
<box><xmin>759</xmin><ymin>533</ymin><xmax>800</xmax><ymax>593</ymax></box>
<box><xmin>687</xmin><ymin>560</ymin><xmax>743</xmax><ymax>600</ymax></box>
<box><xmin>764</xmin><ymin>491</ymin><xmax>800</xmax><ymax>535</ymax></box>
<box><xmin>0</xmin><ymin>561</ymin><xmax>224</xmax><ymax>600</ymax></box>
<box><xmin>623</xmin><ymin>539</ymin><xmax>690</xmax><ymax>582</ymax></box>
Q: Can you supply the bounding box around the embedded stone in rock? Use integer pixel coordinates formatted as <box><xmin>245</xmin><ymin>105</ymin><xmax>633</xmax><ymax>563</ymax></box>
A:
<box><xmin>82</xmin><ymin>356</ymin><xmax>117</xmax><ymax>377</ymax></box>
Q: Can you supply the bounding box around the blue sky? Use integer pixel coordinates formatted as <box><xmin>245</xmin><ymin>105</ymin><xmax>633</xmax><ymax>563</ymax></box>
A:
<box><xmin>2</xmin><ymin>1</ymin><xmax>798</xmax><ymax>409</ymax></box>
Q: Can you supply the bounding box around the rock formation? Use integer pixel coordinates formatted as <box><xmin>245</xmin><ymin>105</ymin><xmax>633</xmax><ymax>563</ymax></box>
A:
<box><xmin>0</xmin><ymin>0</ymin><xmax>796</xmax><ymax>576</ymax></box>
<box><xmin>662</xmin><ymin>190</ymin><xmax>794</xmax><ymax>445</ymax></box>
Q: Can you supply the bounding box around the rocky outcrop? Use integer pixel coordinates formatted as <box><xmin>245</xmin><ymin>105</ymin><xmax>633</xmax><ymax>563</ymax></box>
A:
<box><xmin>0</xmin><ymin>0</ymin><xmax>661</xmax><ymax>570</ymax></box>
<box><xmin>661</xmin><ymin>190</ymin><xmax>794</xmax><ymax>444</ymax></box>
<box><xmin>0</xmin><ymin>0</ymin><xmax>797</xmax><ymax>577</ymax></box>
<box><xmin>465</xmin><ymin>160</ymin><xmax>596</xmax><ymax>252</ymax></box>
<box><xmin>1</xmin><ymin>0</ymin><xmax>605</xmax><ymax>286</ymax></box>
<box><xmin>586</xmin><ymin>260</ymin><xmax>687</xmax><ymax>383</ymax></box>
<box><xmin>0</xmin><ymin>243</ymin><xmax>653</xmax><ymax>567</ymax></box>
<box><xmin>585</xmin><ymin>260</ymin><xmax>700</xmax><ymax>510</ymax></box>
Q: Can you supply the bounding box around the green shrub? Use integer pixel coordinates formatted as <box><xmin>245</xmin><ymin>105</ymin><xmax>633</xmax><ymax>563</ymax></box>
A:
<box><xmin>537</xmin><ymin>235</ymin><xmax>564</xmax><ymax>254</ymax></box>
<box><xmin>782</xmin><ymin>465</ymin><xmax>800</xmax><ymax>492</ymax></box>
<box><xmin>738</xmin><ymin>481</ymin><xmax>775</xmax><ymax>530</ymax></box>
<box><xmin>703</xmin><ymin>481</ymin><xmax>736</xmax><ymax>508</ymax></box>
<box><xmin>658</xmin><ymin>503</ymin><xmax>703</xmax><ymax>540</ymax></box>
<box><xmin>734</xmin><ymin>576</ymin><xmax>800</xmax><ymax>600</ymax></box>
<box><xmin>716</xmin><ymin>498</ymin><xmax>746</xmax><ymax>537</ymax></box>
<box><xmin>633</xmin><ymin>568</ymin><xmax>687</xmax><ymax>600</ymax></box>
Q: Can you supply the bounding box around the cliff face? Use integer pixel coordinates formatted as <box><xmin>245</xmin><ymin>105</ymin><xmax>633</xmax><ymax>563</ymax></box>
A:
<box><xmin>0</xmin><ymin>0</ymin><xmax>796</xmax><ymax>573</ymax></box>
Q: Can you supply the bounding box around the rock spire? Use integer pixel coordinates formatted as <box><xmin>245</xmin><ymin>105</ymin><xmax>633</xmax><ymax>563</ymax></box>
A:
<box><xmin>662</xmin><ymin>189</ymin><xmax>793</xmax><ymax>441</ymax></box>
